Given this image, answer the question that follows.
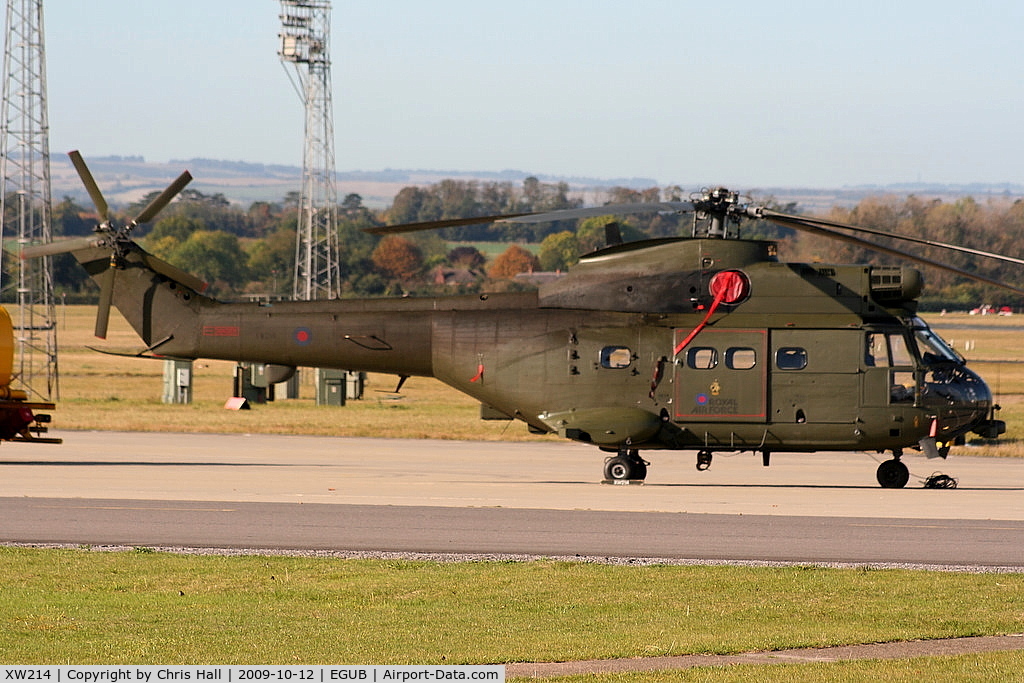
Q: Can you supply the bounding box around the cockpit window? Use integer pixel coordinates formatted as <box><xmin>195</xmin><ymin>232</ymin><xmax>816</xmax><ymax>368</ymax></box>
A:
<box><xmin>914</xmin><ymin>328</ymin><xmax>963</xmax><ymax>364</ymax></box>
<box><xmin>889</xmin><ymin>334</ymin><xmax>913</xmax><ymax>366</ymax></box>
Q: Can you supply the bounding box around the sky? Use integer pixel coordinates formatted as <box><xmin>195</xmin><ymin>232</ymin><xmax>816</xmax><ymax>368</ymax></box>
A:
<box><xmin>42</xmin><ymin>0</ymin><xmax>1024</xmax><ymax>190</ymax></box>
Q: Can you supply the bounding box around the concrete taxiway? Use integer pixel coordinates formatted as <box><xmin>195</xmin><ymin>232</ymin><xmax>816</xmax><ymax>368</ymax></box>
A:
<box><xmin>1</xmin><ymin>430</ymin><xmax>1022</xmax><ymax>518</ymax></box>
<box><xmin>1</xmin><ymin>431</ymin><xmax>1022</xmax><ymax>566</ymax></box>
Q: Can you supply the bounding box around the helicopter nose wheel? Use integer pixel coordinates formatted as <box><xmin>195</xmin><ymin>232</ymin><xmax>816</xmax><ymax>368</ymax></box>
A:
<box><xmin>876</xmin><ymin>456</ymin><xmax>910</xmax><ymax>489</ymax></box>
<box><xmin>603</xmin><ymin>449</ymin><xmax>648</xmax><ymax>482</ymax></box>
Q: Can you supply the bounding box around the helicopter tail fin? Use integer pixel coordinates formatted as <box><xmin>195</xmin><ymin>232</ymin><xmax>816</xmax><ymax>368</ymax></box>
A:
<box><xmin>70</xmin><ymin>241</ymin><xmax>212</xmax><ymax>354</ymax></box>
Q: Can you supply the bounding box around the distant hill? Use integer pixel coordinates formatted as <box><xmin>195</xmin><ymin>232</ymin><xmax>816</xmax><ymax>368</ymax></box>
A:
<box><xmin>49</xmin><ymin>155</ymin><xmax>666</xmax><ymax>209</ymax></box>
<box><xmin>48</xmin><ymin>155</ymin><xmax>1024</xmax><ymax>214</ymax></box>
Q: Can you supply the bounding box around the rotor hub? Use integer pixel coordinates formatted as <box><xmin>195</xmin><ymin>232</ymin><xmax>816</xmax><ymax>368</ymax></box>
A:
<box><xmin>692</xmin><ymin>187</ymin><xmax>744</xmax><ymax>238</ymax></box>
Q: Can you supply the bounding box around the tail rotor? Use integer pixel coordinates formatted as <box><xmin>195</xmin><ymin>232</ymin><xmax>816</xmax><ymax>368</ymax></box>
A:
<box><xmin>21</xmin><ymin>151</ymin><xmax>194</xmax><ymax>338</ymax></box>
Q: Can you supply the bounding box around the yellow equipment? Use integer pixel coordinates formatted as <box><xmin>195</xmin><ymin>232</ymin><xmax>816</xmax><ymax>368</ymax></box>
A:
<box><xmin>0</xmin><ymin>306</ymin><xmax>58</xmax><ymax>443</ymax></box>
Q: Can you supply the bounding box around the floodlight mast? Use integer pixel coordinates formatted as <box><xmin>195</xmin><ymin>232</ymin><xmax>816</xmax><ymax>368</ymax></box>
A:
<box><xmin>0</xmin><ymin>0</ymin><xmax>58</xmax><ymax>401</ymax></box>
<box><xmin>278</xmin><ymin>0</ymin><xmax>340</xmax><ymax>302</ymax></box>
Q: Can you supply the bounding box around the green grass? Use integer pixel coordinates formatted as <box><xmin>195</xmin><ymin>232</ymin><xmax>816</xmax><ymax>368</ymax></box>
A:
<box><xmin>2</xmin><ymin>548</ymin><xmax>1022</xmax><ymax>666</ymax></box>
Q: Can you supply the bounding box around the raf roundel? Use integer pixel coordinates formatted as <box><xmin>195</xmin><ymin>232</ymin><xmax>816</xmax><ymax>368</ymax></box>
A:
<box><xmin>294</xmin><ymin>327</ymin><xmax>312</xmax><ymax>345</ymax></box>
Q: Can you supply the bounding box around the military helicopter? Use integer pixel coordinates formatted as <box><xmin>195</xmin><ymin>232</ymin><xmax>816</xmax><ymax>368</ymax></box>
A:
<box><xmin>24</xmin><ymin>152</ymin><xmax>1018</xmax><ymax>487</ymax></box>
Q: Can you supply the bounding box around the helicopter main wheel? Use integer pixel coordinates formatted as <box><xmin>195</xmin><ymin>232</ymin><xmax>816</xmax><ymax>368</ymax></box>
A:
<box><xmin>604</xmin><ymin>450</ymin><xmax>648</xmax><ymax>481</ymax></box>
<box><xmin>696</xmin><ymin>449</ymin><xmax>713</xmax><ymax>471</ymax></box>
<box><xmin>876</xmin><ymin>458</ymin><xmax>910</xmax><ymax>489</ymax></box>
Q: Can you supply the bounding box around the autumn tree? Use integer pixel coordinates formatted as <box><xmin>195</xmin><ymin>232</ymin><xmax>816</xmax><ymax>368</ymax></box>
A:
<box><xmin>372</xmin><ymin>235</ymin><xmax>423</xmax><ymax>280</ymax></box>
<box><xmin>489</xmin><ymin>244</ymin><xmax>539</xmax><ymax>279</ymax></box>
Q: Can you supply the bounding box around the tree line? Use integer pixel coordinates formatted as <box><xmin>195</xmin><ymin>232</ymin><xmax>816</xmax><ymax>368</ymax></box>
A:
<box><xmin>8</xmin><ymin>179</ymin><xmax>1024</xmax><ymax>310</ymax></box>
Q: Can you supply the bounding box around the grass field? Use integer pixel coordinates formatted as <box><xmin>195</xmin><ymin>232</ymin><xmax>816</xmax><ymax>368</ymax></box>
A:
<box><xmin>2</xmin><ymin>547</ymin><xmax>1023</xmax><ymax>677</ymax></box>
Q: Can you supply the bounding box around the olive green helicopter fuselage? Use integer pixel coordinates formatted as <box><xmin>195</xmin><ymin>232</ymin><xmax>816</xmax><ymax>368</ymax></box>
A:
<box><xmin>71</xmin><ymin>232</ymin><xmax>999</xmax><ymax>488</ymax></box>
<box><xmin>37</xmin><ymin>159</ymin><xmax>1005</xmax><ymax>489</ymax></box>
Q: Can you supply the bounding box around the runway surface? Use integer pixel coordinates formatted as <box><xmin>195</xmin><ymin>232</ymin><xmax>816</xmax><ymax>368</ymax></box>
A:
<box><xmin>2</xmin><ymin>430</ymin><xmax>1023</xmax><ymax>568</ymax></box>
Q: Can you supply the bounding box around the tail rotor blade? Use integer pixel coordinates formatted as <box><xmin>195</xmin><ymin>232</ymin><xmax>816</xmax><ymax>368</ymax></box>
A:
<box><xmin>95</xmin><ymin>266</ymin><xmax>116</xmax><ymax>339</ymax></box>
<box><xmin>68</xmin><ymin>150</ymin><xmax>109</xmax><ymax>223</ymax></box>
<box><xmin>132</xmin><ymin>170</ymin><xmax>193</xmax><ymax>226</ymax></box>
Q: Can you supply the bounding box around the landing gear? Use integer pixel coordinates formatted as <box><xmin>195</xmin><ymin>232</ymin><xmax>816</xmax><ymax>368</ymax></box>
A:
<box><xmin>604</xmin><ymin>449</ymin><xmax>648</xmax><ymax>482</ymax></box>
<box><xmin>876</xmin><ymin>457</ymin><xmax>910</xmax><ymax>489</ymax></box>
<box><xmin>696</xmin><ymin>449</ymin><xmax>713</xmax><ymax>471</ymax></box>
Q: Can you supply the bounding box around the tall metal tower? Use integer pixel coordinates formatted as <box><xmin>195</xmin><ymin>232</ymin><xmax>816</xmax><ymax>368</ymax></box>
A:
<box><xmin>0</xmin><ymin>0</ymin><xmax>57</xmax><ymax>401</ymax></box>
<box><xmin>278</xmin><ymin>0</ymin><xmax>340</xmax><ymax>301</ymax></box>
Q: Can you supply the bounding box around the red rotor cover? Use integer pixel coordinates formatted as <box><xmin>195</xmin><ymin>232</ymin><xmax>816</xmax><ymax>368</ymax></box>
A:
<box><xmin>709</xmin><ymin>270</ymin><xmax>750</xmax><ymax>304</ymax></box>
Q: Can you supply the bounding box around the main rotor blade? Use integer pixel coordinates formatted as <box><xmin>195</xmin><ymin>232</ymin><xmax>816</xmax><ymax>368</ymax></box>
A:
<box><xmin>95</xmin><ymin>266</ymin><xmax>116</xmax><ymax>339</ymax></box>
<box><xmin>759</xmin><ymin>208</ymin><xmax>1024</xmax><ymax>268</ymax></box>
<box><xmin>364</xmin><ymin>201</ymin><xmax>696</xmax><ymax>235</ymax></box>
<box><xmin>499</xmin><ymin>201</ymin><xmax>696</xmax><ymax>224</ymax></box>
<box><xmin>68</xmin><ymin>150</ymin><xmax>109</xmax><ymax>222</ymax></box>
<box><xmin>132</xmin><ymin>170</ymin><xmax>193</xmax><ymax>226</ymax></box>
<box><xmin>764</xmin><ymin>213</ymin><xmax>1024</xmax><ymax>296</ymax></box>
<box><xmin>20</xmin><ymin>236</ymin><xmax>103</xmax><ymax>259</ymax></box>
<box><xmin>364</xmin><ymin>212</ymin><xmax>536</xmax><ymax>235</ymax></box>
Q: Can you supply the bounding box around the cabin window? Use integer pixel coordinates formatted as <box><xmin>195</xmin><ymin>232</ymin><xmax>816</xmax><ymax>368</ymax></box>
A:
<box><xmin>599</xmin><ymin>346</ymin><xmax>632</xmax><ymax>369</ymax></box>
<box><xmin>776</xmin><ymin>347</ymin><xmax>807</xmax><ymax>370</ymax></box>
<box><xmin>687</xmin><ymin>347</ymin><xmax>718</xmax><ymax>369</ymax></box>
<box><xmin>866</xmin><ymin>332</ymin><xmax>915</xmax><ymax>368</ymax></box>
<box><xmin>726</xmin><ymin>347</ymin><xmax>757</xmax><ymax>370</ymax></box>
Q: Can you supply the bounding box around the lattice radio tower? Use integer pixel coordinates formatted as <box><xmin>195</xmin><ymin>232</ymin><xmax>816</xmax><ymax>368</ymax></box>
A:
<box><xmin>278</xmin><ymin>0</ymin><xmax>340</xmax><ymax>301</ymax></box>
<box><xmin>0</xmin><ymin>0</ymin><xmax>57</xmax><ymax>401</ymax></box>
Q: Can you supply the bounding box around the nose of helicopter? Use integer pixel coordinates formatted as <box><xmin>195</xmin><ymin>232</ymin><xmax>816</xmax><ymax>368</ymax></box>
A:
<box><xmin>921</xmin><ymin>363</ymin><xmax>1001</xmax><ymax>440</ymax></box>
